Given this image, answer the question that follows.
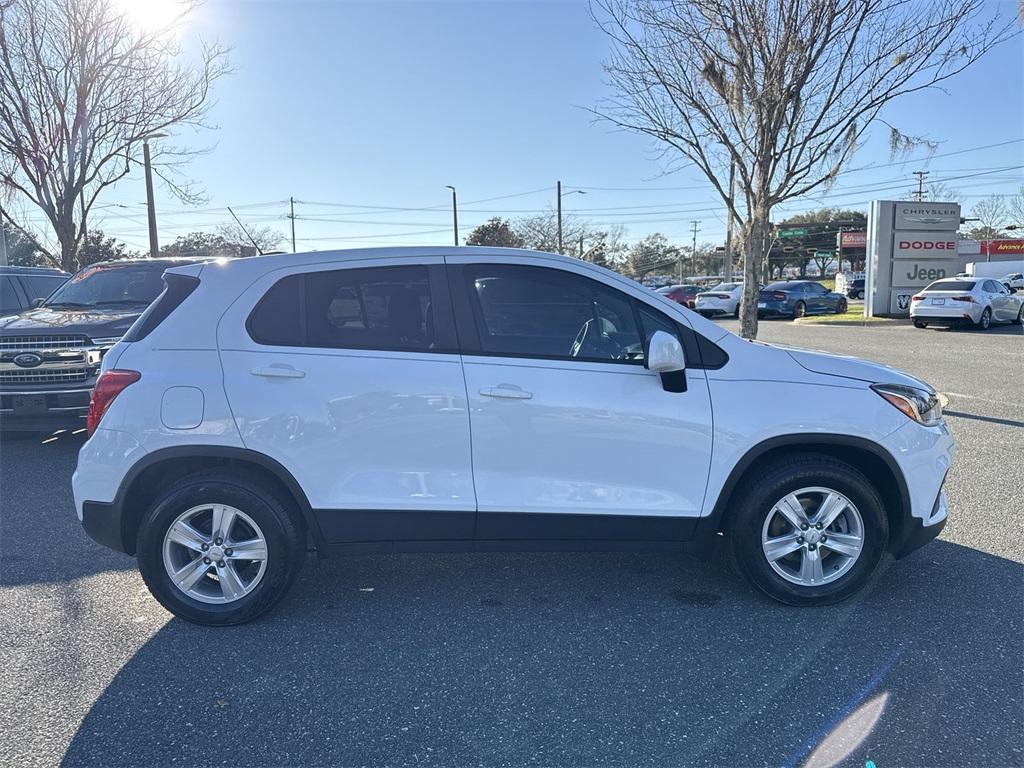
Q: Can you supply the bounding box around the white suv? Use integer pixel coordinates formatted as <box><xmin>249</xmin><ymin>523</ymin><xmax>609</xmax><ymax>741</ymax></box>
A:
<box><xmin>73</xmin><ymin>248</ymin><xmax>954</xmax><ymax>625</ymax></box>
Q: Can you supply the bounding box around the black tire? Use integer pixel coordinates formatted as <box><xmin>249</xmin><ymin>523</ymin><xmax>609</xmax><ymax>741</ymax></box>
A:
<box><xmin>733</xmin><ymin>303</ymin><xmax>740</xmax><ymax>319</ymax></box>
<box><xmin>136</xmin><ymin>469</ymin><xmax>306</xmax><ymax>626</ymax></box>
<box><xmin>835</xmin><ymin>299</ymin><xmax>848</xmax><ymax>314</ymax></box>
<box><xmin>913</xmin><ymin>320</ymin><xmax>928</xmax><ymax>329</ymax></box>
<box><xmin>975</xmin><ymin>307</ymin><xmax>992</xmax><ymax>330</ymax></box>
<box><xmin>857</xmin><ymin>290</ymin><xmax>865</xmax><ymax>300</ymax></box>
<box><xmin>1016</xmin><ymin>304</ymin><xmax>1024</xmax><ymax>325</ymax></box>
<box><xmin>792</xmin><ymin>300</ymin><xmax>806</xmax><ymax>319</ymax></box>
<box><xmin>727</xmin><ymin>453</ymin><xmax>888</xmax><ymax>606</ymax></box>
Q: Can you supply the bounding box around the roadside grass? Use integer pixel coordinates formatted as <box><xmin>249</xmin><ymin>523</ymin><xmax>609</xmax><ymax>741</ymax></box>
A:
<box><xmin>796</xmin><ymin>305</ymin><xmax>898</xmax><ymax>325</ymax></box>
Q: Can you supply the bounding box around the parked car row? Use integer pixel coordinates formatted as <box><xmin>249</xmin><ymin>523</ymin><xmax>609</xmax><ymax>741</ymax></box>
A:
<box><xmin>659</xmin><ymin>280</ymin><xmax>849</xmax><ymax>321</ymax></box>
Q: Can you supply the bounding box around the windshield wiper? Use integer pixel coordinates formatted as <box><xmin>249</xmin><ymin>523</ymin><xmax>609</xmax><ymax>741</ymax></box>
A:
<box><xmin>92</xmin><ymin>299</ymin><xmax>151</xmax><ymax>307</ymax></box>
<box><xmin>42</xmin><ymin>301</ymin><xmax>90</xmax><ymax>308</ymax></box>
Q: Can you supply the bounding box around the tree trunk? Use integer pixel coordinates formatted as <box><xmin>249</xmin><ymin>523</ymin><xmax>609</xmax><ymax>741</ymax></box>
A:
<box><xmin>54</xmin><ymin>216</ymin><xmax>79</xmax><ymax>272</ymax></box>
<box><xmin>738</xmin><ymin>205</ymin><xmax>769</xmax><ymax>339</ymax></box>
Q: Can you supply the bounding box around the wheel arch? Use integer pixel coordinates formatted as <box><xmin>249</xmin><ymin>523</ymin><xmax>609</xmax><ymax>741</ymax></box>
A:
<box><xmin>114</xmin><ymin>446</ymin><xmax>321</xmax><ymax>556</ymax></box>
<box><xmin>700</xmin><ymin>434</ymin><xmax>911</xmax><ymax>553</ymax></box>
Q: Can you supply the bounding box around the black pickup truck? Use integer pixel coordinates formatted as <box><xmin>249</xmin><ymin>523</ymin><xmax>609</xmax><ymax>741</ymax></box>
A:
<box><xmin>0</xmin><ymin>257</ymin><xmax>209</xmax><ymax>432</ymax></box>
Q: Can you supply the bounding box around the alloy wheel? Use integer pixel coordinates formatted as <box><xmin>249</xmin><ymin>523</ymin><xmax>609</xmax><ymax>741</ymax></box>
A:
<box><xmin>761</xmin><ymin>486</ymin><xmax>865</xmax><ymax>587</ymax></box>
<box><xmin>162</xmin><ymin>503</ymin><xmax>269</xmax><ymax>604</ymax></box>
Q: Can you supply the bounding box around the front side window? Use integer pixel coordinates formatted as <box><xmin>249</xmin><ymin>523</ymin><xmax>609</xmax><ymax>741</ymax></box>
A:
<box><xmin>249</xmin><ymin>265</ymin><xmax>436</xmax><ymax>352</ymax></box>
<box><xmin>466</xmin><ymin>265</ymin><xmax>641</xmax><ymax>363</ymax></box>
<box><xmin>26</xmin><ymin>275</ymin><xmax>66</xmax><ymax>300</ymax></box>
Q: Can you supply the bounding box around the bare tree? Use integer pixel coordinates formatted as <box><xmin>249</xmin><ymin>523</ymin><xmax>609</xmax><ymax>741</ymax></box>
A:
<box><xmin>593</xmin><ymin>0</ymin><xmax>1014</xmax><ymax>337</ymax></box>
<box><xmin>0</xmin><ymin>0</ymin><xmax>229</xmax><ymax>271</ymax></box>
<box><xmin>965</xmin><ymin>194</ymin><xmax>1008</xmax><ymax>241</ymax></box>
<box><xmin>1008</xmin><ymin>185</ymin><xmax>1024</xmax><ymax>227</ymax></box>
<box><xmin>216</xmin><ymin>223</ymin><xmax>284</xmax><ymax>254</ymax></box>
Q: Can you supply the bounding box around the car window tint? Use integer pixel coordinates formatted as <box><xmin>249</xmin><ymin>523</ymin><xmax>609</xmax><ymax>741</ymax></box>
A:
<box><xmin>306</xmin><ymin>265</ymin><xmax>433</xmax><ymax>351</ymax></box>
<box><xmin>0</xmin><ymin>276</ymin><xmax>21</xmax><ymax>312</ymax></box>
<box><xmin>466</xmin><ymin>265</ymin><xmax>642</xmax><ymax>363</ymax></box>
<box><xmin>248</xmin><ymin>274</ymin><xmax>303</xmax><ymax>346</ymax></box>
<box><xmin>924</xmin><ymin>280</ymin><xmax>974</xmax><ymax>292</ymax></box>
<box><xmin>637</xmin><ymin>303</ymin><xmax>682</xmax><ymax>363</ymax></box>
<box><xmin>806</xmin><ymin>283</ymin><xmax>827</xmax><ymax>294</ymax></box>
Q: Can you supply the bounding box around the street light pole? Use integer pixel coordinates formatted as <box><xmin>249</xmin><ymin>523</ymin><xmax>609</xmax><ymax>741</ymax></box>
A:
<box><xmin>445</xmin><ymin>185</ymin><xmax>458</xmax><ymax>246</ymax></box>
<box><xmin>142</xmin><ymin>132</ymin><xmax>167</xmax><ymax>258</ymax></box>
<box><xmin>556</xmin><ymin>182</ymin><xmax>586</xmax><ymax>255</ymax></box>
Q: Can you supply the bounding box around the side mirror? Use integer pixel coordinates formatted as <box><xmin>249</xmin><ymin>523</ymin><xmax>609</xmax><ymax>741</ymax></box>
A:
<box><xmin>646</xmin><ymin>330</ymin><xmax>686</xmax><ymax>373</ymax></box>
<box><xmin>30</xmin><ymin>298</ymin><xmax>45</xmax><ymax>308</ymax></box>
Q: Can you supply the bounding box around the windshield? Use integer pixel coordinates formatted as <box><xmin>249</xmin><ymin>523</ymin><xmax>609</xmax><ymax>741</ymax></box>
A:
<box><xmin>44</xmin><ymin>265</ymin><xmax>166</xmax><ymax>308</ymax></box>
<box><xmin>708</xmin><ymin>282</ymin><xmax>739</xmax><ymax>292</ymax></box>
<box><xmin>923</xmin><ymin>279</ymin><xmax>976</xmax><ymax>292</ymax></box>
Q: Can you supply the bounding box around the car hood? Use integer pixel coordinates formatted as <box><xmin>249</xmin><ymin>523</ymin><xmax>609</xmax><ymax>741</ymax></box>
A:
<box><xmin>778</xmin><ymin>344</ymin><xmax>933</xmax><ymax>390</ymax></box>
<box><xmin>0</xmin><ymin>306</ymin><xmax>142</xmax><ymax>339</ymax></box>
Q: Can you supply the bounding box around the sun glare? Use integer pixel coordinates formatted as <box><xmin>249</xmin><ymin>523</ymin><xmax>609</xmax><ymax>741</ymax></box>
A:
<box><xmin>114</xmin><ymin>0</ymin><xmax>188</xmax><ymax>33</ymax></box>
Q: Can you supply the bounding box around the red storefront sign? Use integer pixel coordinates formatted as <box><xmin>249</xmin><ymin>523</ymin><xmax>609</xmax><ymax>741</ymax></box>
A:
<box><xmin>838</xmin><ymin>230</ymin><xmax>866</xmax><ymax>248</ymax></box>
<box><xmin>980</xmin><ymin>239</ymin><xmax>1024</xmax><ymax>255</ymax></box>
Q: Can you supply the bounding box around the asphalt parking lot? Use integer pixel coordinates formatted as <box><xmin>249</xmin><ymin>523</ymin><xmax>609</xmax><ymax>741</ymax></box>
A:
<box><xmin>1</xmin><ymin>320</ymin><xmax>1021</xmax><ymax>768</ymax></box>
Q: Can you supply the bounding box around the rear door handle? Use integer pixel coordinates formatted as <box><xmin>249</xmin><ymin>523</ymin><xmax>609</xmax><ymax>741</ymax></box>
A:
<box><xmin>251</xmin><ymin>365</ymin><xmax>306</xmax><ymax>379</ymax></box>
<box><xmin>479</xmin><ymin>385</ymin><xmax>532</xmax><ymax>400</ymax></box>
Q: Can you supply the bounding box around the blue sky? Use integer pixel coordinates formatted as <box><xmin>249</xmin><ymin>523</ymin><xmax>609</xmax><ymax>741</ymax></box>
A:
<box><xmin>67</xmin><ymin>0</ymin><xmax>1024</xmax><ymax>253</ymax></box>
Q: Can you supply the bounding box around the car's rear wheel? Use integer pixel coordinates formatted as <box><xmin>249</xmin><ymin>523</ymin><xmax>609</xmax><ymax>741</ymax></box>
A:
<box><xmin>792</xmin><ymin>300</ymin><xmax>806</xmax><ymax>319</ymax></box>
<box><xmin>136</xmin><ymin>470</ymin><xmax>306</xmax><ymax>626</ymax></box>
<box><xmin>913</xmin><ymin>320</ymin><xmax>928</xmax><ymax>329</ymax></box>
<box><xmin>728</xmin><ymin>454</ymin><xmax>888</xmax><ymax>606</ymax></box>
<box><xmin>975</xmin><ymin>307</ymin><xmax>992</xmax><ymax>330</ymax></box>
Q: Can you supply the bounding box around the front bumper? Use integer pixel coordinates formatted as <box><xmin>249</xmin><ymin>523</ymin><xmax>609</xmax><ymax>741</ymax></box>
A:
<box><xmin>0</xmin><ymin>385</ymin><xmax>93</xmax><ymax>430</ymax></box>
<box><xmin>893</xmin><ymin>489</ymin><xmax>948</xmax><ymax>558</ymax></box>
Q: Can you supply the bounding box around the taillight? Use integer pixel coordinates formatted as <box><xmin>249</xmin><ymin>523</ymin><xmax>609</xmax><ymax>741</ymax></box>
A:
<box><xmin>952</xmin><ymin>295</ymin><xmax>975</xmax><ymax>303</ymax></box>
<box><xmin>772</xmin><ymin>291</ymin><xmax>787</xmax><ymax>300</ymax></box>
<box><xmin>87</xmin><ymin>370</ymin><xmax>141</xmax><ymax>435</ymax></box>
<box><xmin>911</xmin><ymin>295</ymin><xmax>923</xmax><ymax>301</ymax></box>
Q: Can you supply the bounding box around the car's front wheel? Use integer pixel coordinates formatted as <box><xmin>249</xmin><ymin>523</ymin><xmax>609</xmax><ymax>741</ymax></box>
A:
<box><xmin>136</xmin><ymin>470</ymin><xmax>306</xmax><ymax>626</ymax></box>
<box><xmin>728</xmin><ymin>454</ymin><xmax>888</xmax><ymax>606</ymax></box>
<box><xmin>835</xmin><ymin>299</ymin><xmax>848</xmax><ymax>314</ymax></box>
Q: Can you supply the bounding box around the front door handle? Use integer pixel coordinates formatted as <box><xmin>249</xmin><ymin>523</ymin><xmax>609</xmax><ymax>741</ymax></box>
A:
<box><xmin>479</xmin><ymin>384</ymin><xmax>532</xmax><ymax>400</ymax></box>
<box><xmin>251</xmin><ymin>365</ymin><xmax>306</xmax><ymax>379</ymax></box>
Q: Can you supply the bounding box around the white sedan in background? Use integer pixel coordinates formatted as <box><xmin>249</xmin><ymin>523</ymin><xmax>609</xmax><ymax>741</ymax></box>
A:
<box><xmin>911</xmin><ymin>277</ymin><xmax>1024</xmax><ymax>330</ymax></box>
<box><xmin>695</xmin><ymin>282</ymin><xmax>743</xmax><ymax>318</ymax></box>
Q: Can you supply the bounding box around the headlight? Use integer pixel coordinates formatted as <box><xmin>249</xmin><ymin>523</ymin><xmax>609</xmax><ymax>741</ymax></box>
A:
<box><xmin>871</xmin><ymin>383</ymin><xmax>943</xmax><ymax>427</ymax></box>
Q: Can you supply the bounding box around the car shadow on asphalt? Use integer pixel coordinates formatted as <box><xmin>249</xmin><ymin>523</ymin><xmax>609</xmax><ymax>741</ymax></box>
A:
<box><xmin>60</xmin><ymin>541</ymin><xmax>1022</xmax><ymax>768</ymax></box>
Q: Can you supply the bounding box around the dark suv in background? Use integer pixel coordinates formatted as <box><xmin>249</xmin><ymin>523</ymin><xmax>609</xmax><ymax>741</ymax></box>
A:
<box><xmin>0</xmin><ymin>265</ymin><xmax>70</xmax><ymax>315</ymax></box>
<box><xmin>0</xmin><ymin>258</ymin><xmax>209</xmax><ymax>432</ymax></box>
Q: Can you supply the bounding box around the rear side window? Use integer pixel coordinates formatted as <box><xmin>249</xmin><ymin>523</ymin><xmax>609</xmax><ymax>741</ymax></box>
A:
<box><xmin>123</xmin><ymin>273</ymin><xmax>201</xmax><ymax>342</ymax></box>
<box><xmin>248</xmin><ymin>265</ymin><xmax>439</xmax><ymax>352</ymax></box>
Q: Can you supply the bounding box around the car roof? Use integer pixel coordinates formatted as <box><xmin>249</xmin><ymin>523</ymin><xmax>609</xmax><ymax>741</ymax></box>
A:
<box><xmin>926</xmin><ymin>277</ymin><xmax>982</xmax><ymax>285</ymax></box>
<box><xmin>0</xmin><ymin>265</ymin><xmax>70</xmax><ymax>276</ymax></box>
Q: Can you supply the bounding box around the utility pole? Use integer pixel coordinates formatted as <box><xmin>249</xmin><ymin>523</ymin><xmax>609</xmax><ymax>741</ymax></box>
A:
<box><xmin>579</xmin><ymin>235</ymin><xmax>584</xmax><ymax>259</ymax></box>
<box><xmin>913</xmin><ymin>170</ymin><xmax>929</xmax><ymax>201</ymax></box>
<box><xmin>725</xmin><ymin>160</ymin><xmax>735</xmax><ymax>280</ymax></box>
<box><xmin>289</xmin><ymin>197</ymin><xmax>297</xmax><ymax>253</ymax></box>
<box><xmin>557</xmin><ymin>180</ymin><xmax>563</xmax><ymax>254</ymax></box>
<box><xmin>445</xmin><ymin>186</ymin><xmax>458</xmax><ymax>246</ymax></box>
<box><xmin>143</xmin><ymin>139</ymin><xmax>158</xmax><ymax>257</ymax></box>
<box><xmin>690</xmin><ymin>220</ymin><xmax>701</xmax><ymax>277</ymax></box>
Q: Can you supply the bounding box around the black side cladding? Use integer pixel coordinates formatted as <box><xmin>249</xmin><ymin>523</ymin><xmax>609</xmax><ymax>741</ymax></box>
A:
<box><xmin>122</xmin><ymin>274</ymin><xmax>201</xmax><ymax>342</ymax></box>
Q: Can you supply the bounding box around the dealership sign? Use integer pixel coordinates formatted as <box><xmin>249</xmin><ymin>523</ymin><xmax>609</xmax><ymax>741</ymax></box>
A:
<box><xmin>865</xmin><ymin>201</ymin><xmax>963</xmax><ymax>317</ymax></box>
<box><xmin>838</xmin><ymin>230</ymin><xmax>866</xmax><ymax>248</ymax></box>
